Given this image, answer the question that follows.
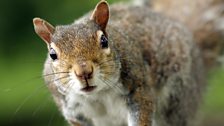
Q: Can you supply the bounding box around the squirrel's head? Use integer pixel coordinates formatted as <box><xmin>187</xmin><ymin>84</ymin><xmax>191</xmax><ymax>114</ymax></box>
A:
<box><xmin>33</xmin><ymin>1</ymin><xmax>122</xmax><ymax>95</ymax></box>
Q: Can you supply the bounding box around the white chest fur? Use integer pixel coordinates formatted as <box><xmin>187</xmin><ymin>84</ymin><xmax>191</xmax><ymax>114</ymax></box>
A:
<box><xmin>62</xmin><ymin>89</ymin><xmax>129</xmax><ymax>126</ymax></box>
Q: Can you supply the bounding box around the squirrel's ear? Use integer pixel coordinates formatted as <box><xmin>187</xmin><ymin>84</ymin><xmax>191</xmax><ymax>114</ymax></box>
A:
<box><xmin>90</xmin><ymin>1</ymin><xmax>109</xmax><ymax>31</ymax></box>
<box><xmin>33</xmin><ymin>18</ymin><xmax>55</xmax><ymax>44</ymax></box>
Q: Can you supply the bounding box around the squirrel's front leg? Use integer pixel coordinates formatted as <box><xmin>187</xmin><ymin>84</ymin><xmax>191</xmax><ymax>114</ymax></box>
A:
<box><xmin>127</xmin><ymin>88</ymin><xmax>154</xmax><ymax>126</ymax></box>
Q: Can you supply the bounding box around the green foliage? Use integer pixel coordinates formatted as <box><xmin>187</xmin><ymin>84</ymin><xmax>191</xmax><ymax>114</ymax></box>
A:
<box><xmin>203</xmin><ymin>68</ymin><xmax>224</xmax><ymax>114</ymax></box>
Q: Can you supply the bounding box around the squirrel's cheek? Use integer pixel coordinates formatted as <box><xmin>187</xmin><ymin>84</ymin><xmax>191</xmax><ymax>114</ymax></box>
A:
<box><xmin>104</xmin><ymin>48</ymin><xmax>111</xmax><ymax>55</ymax></box>
<box><xmin>52</xmin><ymin>61</ymin><xmax>60</xmax><ymax>67</ymax></box>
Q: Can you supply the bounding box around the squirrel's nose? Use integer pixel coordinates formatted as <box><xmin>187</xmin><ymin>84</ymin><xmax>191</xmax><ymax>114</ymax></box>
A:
<box><xmin>75</xmin><ymin>70</ymin><xmax>93</xmax><ymax>80</ymax></box>
<box><xmin>74</xmin><ymin>62</ymin><xmax>93</xmax><ymax>80</ymax></box>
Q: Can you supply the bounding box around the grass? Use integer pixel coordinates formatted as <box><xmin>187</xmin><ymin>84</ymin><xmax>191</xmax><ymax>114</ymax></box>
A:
<box><xmin>200</xmin><ymin>68</ymin><xmax>224</xmax><ymax>126</ymax></box>
<box><xmin>202</xmin><ymin>68</ymin><xmax>224</xmax><ymax>114</ymax></box>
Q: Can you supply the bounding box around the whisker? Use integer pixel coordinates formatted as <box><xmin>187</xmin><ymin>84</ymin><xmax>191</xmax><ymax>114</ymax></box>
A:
<box><xmin>98</xmin><ymin>58</ymin><xmax>136</xmax><ymax>68</ymax></box>
<box><xmin>98</xmin><ymin>56</ymin><xmax>121</xmax><ymax>65</ymax></box>
<box><xmin>99</xmin><ymin>75</ymin><xmax>123</xmax><ymax>94</ymax></box>
<box><xmin>1</xmin><ymin>76</ymin><xmax>43</xmax><ymax>92</ymax></box>
<box><xmin>16</xmin><ymin>60</ymin><xmax>45</xmax><ymax>64</ymax></box>
<box><xmin>97</xmin><ymin>58</ymin><xmax>115</xmax><ymax>67</ymax></box>
<box><xmin>13</xmin><ymin>84</ymin><xmax>46</xmax><ymax>117</ymax></box>
<box><xmin>57</xmin><ymin>79</ymin><xmax>72</xmax><ymax>94</ymax></box>
<box><xmin>98</xmin><ymin>76</ymin><xmax>114</xmax><ymax>89</ymax></box>
<box><xmin>99</xmin><ymin>71</ymin><xmax>115</xmax><ymax>76</ymax></box>
<box><xmin>42</xmin><ymin>72</ymin><xmax>69</xmax><ymax>77</ymax></box>
<box><xmin>2</xmin><ymin>72</ymin><xmax>69</xmax><ymax>93</ymax></box>
<box><xmin>48</xmin><ymin>110</ymin><xmax>56</xmax><ymax>126</ymax></box>
<box><xmin>99</xmin><ymin>65</ymin><xmax>119</xmax><ymax>70</ymax></box>
<box><xmin>105</xmin><ymin>77</ymin><xmax>122</xmax><ymax>91</ymax></box>
<box><xmin>32</xmin><ymin>91</ymin><xmax>49</xmax><ymax>117</ymax></box>
<box><xmin>98</xmin><ymin>62</ymin><xmax>121</xmax><ymax>69</ymax></box>
<box><xmin>64</xmin><ymin>80</ymin><xmax>74</xmax><ymax>93</ymax></box>
<box><xmin>48</xmin><ymin>75</ymin><xmax>70</xmax><ymax>84</ymax></box>
<box><xmin>103</xmin><ymin>79</ymin><xmax>123</xmax><ymax>94</ymax></box>
<box><xmin>99</xmin><ymin>64</ymin><xmax>121</xmax><ymax>75</ymax></box>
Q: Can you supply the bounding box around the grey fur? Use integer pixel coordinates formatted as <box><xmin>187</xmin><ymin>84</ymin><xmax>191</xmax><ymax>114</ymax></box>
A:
<box><xmin>37</xmin><ymin>1</ymin><xmax>206</xmax><ymax>126</ymax></box>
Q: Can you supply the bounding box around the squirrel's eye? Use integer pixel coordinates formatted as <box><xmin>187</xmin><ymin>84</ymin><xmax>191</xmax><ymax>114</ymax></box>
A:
<box><xmin>49</xmin><ymin>48</ymin><xmax>58</xmax><ymax>60</ymax></box>
<box><xmin>100</xmin><ymin>34</ymin><xmax>108</xmax><ymax>49</ymax></box>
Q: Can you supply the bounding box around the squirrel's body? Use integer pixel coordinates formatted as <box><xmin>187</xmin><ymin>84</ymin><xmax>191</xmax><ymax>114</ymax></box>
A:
<box><xmin>151</xmin><ymin>0</ymin><xmax>224</xmax><ymax>68</ymax></box>
<box><xmin>34</xmin><ymin>1</ymin><xmax>208</xmax><ymax>126</ymax></box>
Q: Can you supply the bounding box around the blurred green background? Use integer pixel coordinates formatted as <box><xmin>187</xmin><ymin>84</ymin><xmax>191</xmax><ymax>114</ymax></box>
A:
<box><xmin>0</xmin><ymin>0</ymin><xmax>223</xmax><ymax>126</ymax></box>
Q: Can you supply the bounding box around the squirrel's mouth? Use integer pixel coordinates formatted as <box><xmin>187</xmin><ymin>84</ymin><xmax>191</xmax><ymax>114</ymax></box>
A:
<box><xmin>81</xmin><ymin>78</ymin><xmax>96</xmax><ymax>92</ymax></box>
<box><xmin>81</xmin><ymin>86</ymin><xmax>97</xmax><ymax>92</ymax></box>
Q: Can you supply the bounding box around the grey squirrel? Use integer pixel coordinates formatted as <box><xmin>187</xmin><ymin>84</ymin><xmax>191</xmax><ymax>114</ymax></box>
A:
<box><xmin>33</xmin><ymin>0</ymin><xmax>223</xmax><ymax>126</ymax></box>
